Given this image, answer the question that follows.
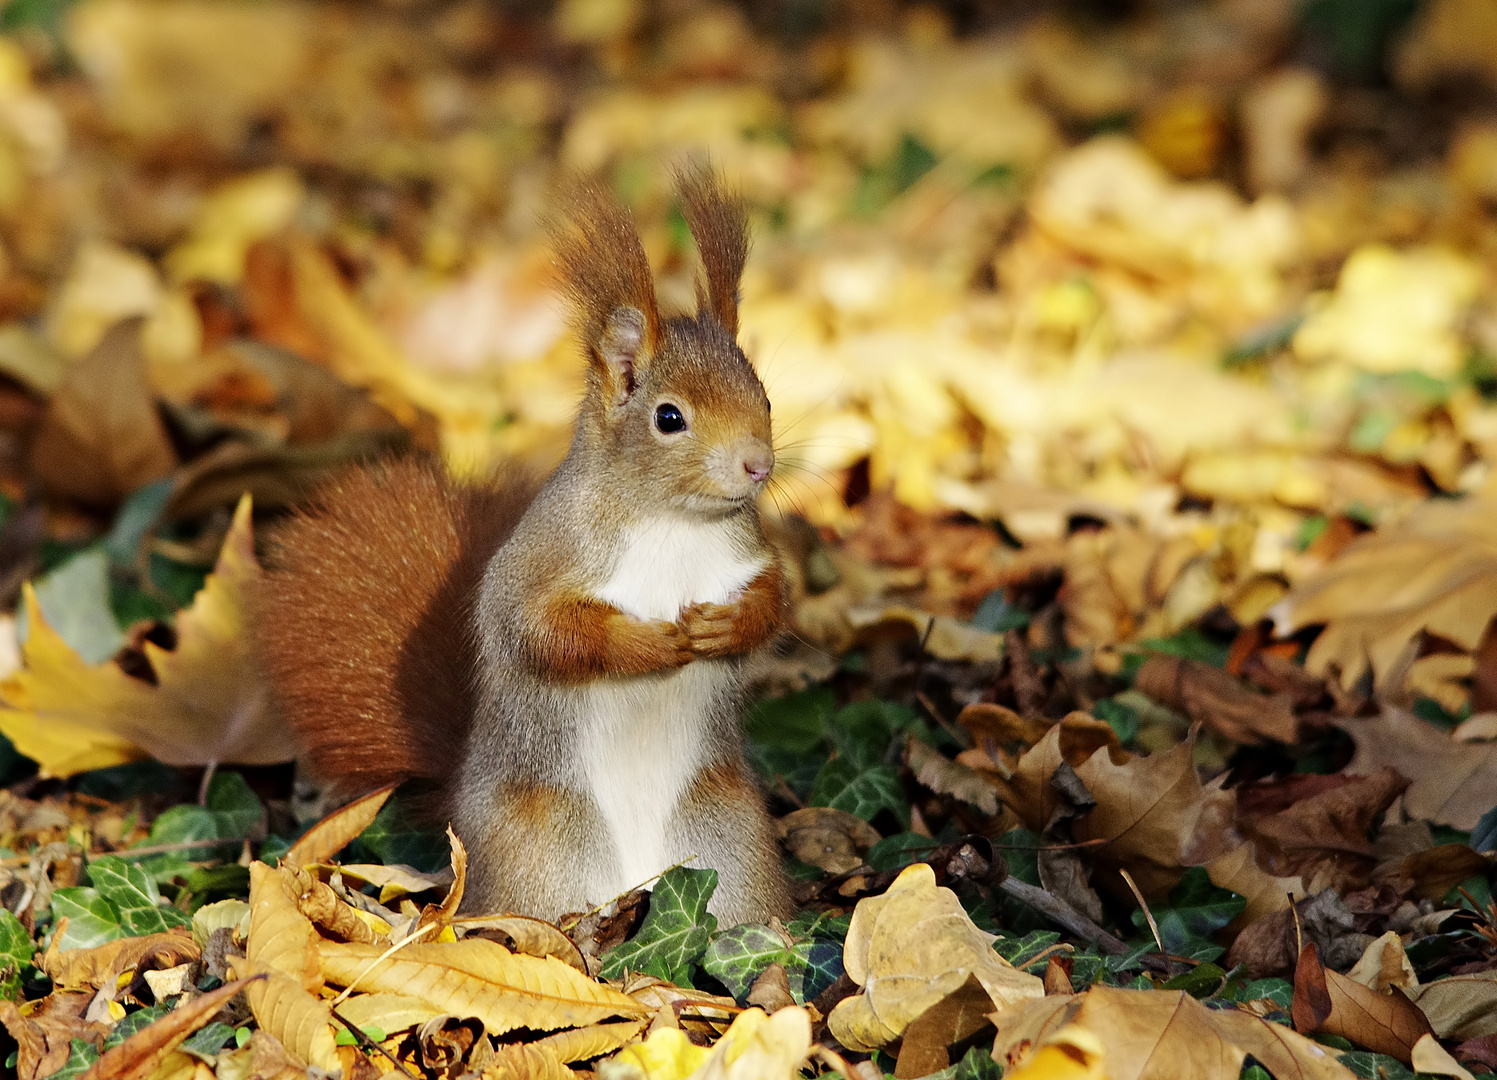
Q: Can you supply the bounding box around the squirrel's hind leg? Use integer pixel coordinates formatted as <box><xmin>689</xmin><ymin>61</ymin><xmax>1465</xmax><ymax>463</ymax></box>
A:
<box><xmin>669</xmin><ymin>761</ymin><xmax>790</xmax><ymax>926</ymax></box>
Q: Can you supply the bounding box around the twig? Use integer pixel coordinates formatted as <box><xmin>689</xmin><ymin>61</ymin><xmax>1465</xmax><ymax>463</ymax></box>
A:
<box><xmin>774</xmin><ymin>774</ymin><xmax>806</xmax><ymax>810</ymax></box>
<box><xmin>998</xmin><ymin>876</ymin><xmax>1129</xmax><ymax>956</ymax></box>
<box><xmin>329</xmin><ymin>1004</ymin><xmax>418</xmax><ymax>1079</ymax></box>
<box><xmin>1121</xmin><ymin>869</ymin><xmax>1173</xmax><ymax>977</ymax></box>
<box><xmin>915</xmin><ymin>691</ymin><xmax>969</xmax><ymax>748</ymax></box>
<box><xmin>197</xmin><ymin>762</ymin><xmax>218</xmax><ymax>807</ymax></box>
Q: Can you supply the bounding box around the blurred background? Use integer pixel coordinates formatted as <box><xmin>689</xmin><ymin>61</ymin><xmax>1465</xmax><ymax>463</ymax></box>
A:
<box><xmin>1</xmin><ymin>0</ymin><xmax>1496</xmax><ymax>716</ymax></box>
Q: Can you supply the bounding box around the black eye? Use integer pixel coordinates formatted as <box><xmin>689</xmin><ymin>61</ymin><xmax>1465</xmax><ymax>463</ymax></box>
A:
<box><xmin>654</xmin><ymin>403</ymin><xmax>686</xmax><ymax>434</ymax></box>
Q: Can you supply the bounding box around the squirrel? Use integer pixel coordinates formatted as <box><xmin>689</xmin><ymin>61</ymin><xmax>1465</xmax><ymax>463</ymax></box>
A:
<box><xmin>256</xmin><ymin>169</ymin><xmax>791</xmax><ymax>926</ymax></box>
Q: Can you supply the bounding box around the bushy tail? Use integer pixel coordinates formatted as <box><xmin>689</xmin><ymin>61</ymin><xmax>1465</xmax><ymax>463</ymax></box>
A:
<box><xmin>256</xmin><ymin>457</ymin><xmax>532</xmax><ymax>794</ymax></box>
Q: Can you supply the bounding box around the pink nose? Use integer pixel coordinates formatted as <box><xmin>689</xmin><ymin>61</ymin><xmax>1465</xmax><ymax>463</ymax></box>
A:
<box><xmin>743</xmin><ymin>445</ymin><xmax>773</xmax><ymax>484</ymax></box>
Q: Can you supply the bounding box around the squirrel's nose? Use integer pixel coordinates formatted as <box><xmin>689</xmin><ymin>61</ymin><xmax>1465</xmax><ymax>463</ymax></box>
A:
<box><xmin>742</xmin><ymin>444</ymin><xmax>773</xmax><ymax>484</ymax></box>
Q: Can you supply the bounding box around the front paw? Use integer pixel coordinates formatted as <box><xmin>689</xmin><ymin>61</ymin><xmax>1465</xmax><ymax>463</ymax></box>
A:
<box><xmin>681</xmin><ymin>601</ymin><xmax>740</xmax><ymax>658</ymax></box>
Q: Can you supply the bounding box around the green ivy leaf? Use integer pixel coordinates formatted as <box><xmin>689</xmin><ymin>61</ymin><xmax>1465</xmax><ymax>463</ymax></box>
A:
<box><xmin>1336</xmin><ymin>1051</ymin><xmax>1415</xmax><ymax>1080</ymax></box>
<box><xmin>601</xmin><ymin>867</ymin><xmax>718</xmax><ymax>986</ymax></box>
<box><xmin>784</xmin><ymin>910</ymin><xmax>851</xmax><ymax>942</ymax></box>
<box><xmin>357</xmin><ymin>796</ymin><xmax>449</xmax><ymax>874</ymax></box>
<box><xmin>44</xmin><ymin>1038</ymin><xmax>99</xmax><ymax>1080</ymax></box>
<box><xmin>701</xmin><ymin>923</ymin><xmax>845</xmax><ymax>1005</ymax></box>
<box><xmin>0</xmin><ymin>909</ymin><xmax>31</xmax><ymax>999</ymax></box>
<box><xmin>104</xmin><ymin>1002</ymin><xmax>173</xmax><ymax>1049</ymax></box>
<box><xmin>747</xmin><ymin>687</ymin><xmax>834</xmax><ymax>753</ymax></box>
<box><xmin>994</xmin><ymin>929</ymin><xmax>1060</xmax><ymax>970</ymax></box>
<box><xmin>809</xmin><ymin>760</ymin><xmax>908</xmax><ymax>825</ymax></box>
<box><xmin>87</xmin><ymin>855</ymin><xmax>190</xmax><ymax>935</ymax></box>
<box><xmin>51</xmin><ymin>887</ymin><xmax>125</xmax><ymax>950</ymax></box>
<box><xmin>1131</xmin><ymin>867</ymin><xmax>1243</xmax><ymax>963</ymax></box>
<box><xmin>179</xmin><ymin>1021</ymin><xmax>237</xmax><ymax>1062</ymax></box>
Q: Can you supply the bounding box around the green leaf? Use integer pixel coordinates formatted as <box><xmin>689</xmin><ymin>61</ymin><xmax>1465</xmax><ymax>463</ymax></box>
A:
<box><xmin>179</xmin><ymin>1021</ymin><xmax>237</xmax><ymax>1062</ymax></box>
<box><xmin>747</xmin><ymin>687</ymin><xmax>834</xmax><ymax>753</ymax></box>
<box><xmin>809</xmin><ymin>760</ymin><xmax>908</xmax><ymax>825</ymax></box>
<box><xmin>954</xmin><ymin>1047</ymin><xmax>1004</xmax><ymax>1080</ymax></box>
<box><xmin>1092</xmin><ymin>698</ymin><xmax>1138</xmax><ymax>744</ymax></box>
<box><xmin>994</xmin><ymin>929</ymin><xmax>1060</xmax><ymax>970</ymax></box>
<box><xmin>784</xmin><ymin>910</ymin><xmax>851</xmax><ymax>942</ymax></box>
<box><xmin>601</xmin><ymin>867</ymin><xmax>719</xmax><ymax>986</ymax></box>
<box><xmin>51</xmin><ymin>887</ymin><xmax>124</xmax><ymax>950</ymax></box>
<box><xmin>1161</xmin><ymin>961</ymin><xmax>1225</xmax><ymax>998</ymax></box>
<box><xmin>21</xmin><ymin>547</ymin><xmax>124</xmax><ymax>664</ymax></box>
<box><xmin>0</xmin><ymin>910</ymin><xmax>31</xmax><ymax>999</ymax></box>
<box><xmin>865</xmin><ymin>832</ymin><xmax>937</xmax><ymax>871</ymax></box>
<box><xmin>827</xmin><ymin>700</ymin><xmax>916</xmax><ymax>771</ymax></box>
<box><xmin>702</xmin><ymin>923</ymin><xmax>789</xmax><ymax>1000</ymax></box>
<box><xmin>1131</xmin><ymin>868</ymin><xmax>1243</xmax><ymax>963</ymax></box>
<box><xmin>1336</xmin><ymin>1051</ymin><xmax>1415</xmax><ymax>1080</ymax></box>
<box><xmin>104</xmin><ymin>1003</ymin><xmax>173</xmax><ymax>1049</ymax></box>
<box><xmin>44</xmin><ymin>1038</ymin><xmax>99</xmax><ymax>1080</ymax></box>
<box><xmin>1236</xmin><ymin>977</ymin><xmax>1293</xmax><ymax>1011</ymax></box>
<box><xmin>357</xmin><ymin>796</ymin><xmax>450</xmax><ymax>874</ymax></box>
<box><xmin>87</xmin><ymin>855</ymin><xmax>190</xmax><ymax>935</ymax></box>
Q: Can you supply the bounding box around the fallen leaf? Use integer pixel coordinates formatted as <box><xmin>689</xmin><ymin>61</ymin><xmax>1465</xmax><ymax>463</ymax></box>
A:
<box><xmin>1412</xmin><ymin>1033</ymin><xmax>1477</xmax><ymax>1080</ymax></box>
<box><xmin>827</xmin><ymin>862</ymin><xmax>1043</xmax><ymax>1052</ymax></box>
<box><xmin>689</xmin><ymin>1006</ymin><xmax>812</xmax><ymax>1080</ymax></box>
<box><xmin>1338</xmin><ymin>708</ymin><xmax>1497</xmax><ymax>829</ymax></box>
<box><xmin>894</xmin><ymin>973</ymin><xmax>995</xmax><ymax>1079</ymax></box>
<box><xmin>846</xmin><ymin>604</ymin><xmax>1005</xmax><ymax>663</ymax></box>
<box><xmin>1292</xmin><ymin>943</ymin><xmax>1432</xmax><ymax>1064</ymax></box>
<box><xmin>602</xmin><ymin>1024</ymin><xmax>711</xmax><ymax>1080</ymax></box>
<box><xmin>994</xmin><ymin>986</ymin><xmax>1354</xmax><ymax>1079</ymax></box>
<box><xmin>28</xmin><ymin>318</ymin><xmax>178</xmax><ymax>506</ymax></box>
<box><xmin>775</xmin><ymin>807</ymin><xmax>881</xmax><ymax>875</ymax></box>
<box><xmin>0</xmin><ymin>496</ymin><xmax>282</xmax><ymax>775</ymax></box>
<box><xmin>532</xmin><ymin>1018</ymin><xmax>649</xmax><ymax>1063</ymax></box>
<box><xmin>284</xmin><ymin>785</ymin><xmax>394</xmax><ymax>869</ymax></box>
<box><xmin>1346</xmin><ymin>931</ymin><xmax>1418</xmax><ymax>994</ymax></box>
<box><xmin>484</xmin><ymin>1040</ymin><xmax>574</xmax><ymax>1079</ymax></box>
<box><xmin>1411</xmin><ymin>972</ymin><xmax>1497</xmax><ymax>1041</ymax></box>
<box><xmin>992</xmin><ymin>713</ymin><xmax>1122</xmax><ymax>833</ymax></box>
<box><xmin>1004</xmin><ymin>1024</ymin><xmax>1106</xmax><ymax>1080</ymax></box>
<box><xmin>80</xmin><ymin>976</ymin><xmax>254</xmax><ymax>1080</ymax></box>
<box><xmin>40</xmin><ymin>930</ymin><xmax>199</xmax><ymax>993</ymax></box>
<box><xmin>318</xmin><ymin>937</ymin><xmax>648</xmax><ymax>1036</ymax></box>
<box><xmin>332</xmin><ymin>991</ymin><xmax>443</xmax><ymax>1037</ymax></box>
<box><xmin>1133</xmin><ymin>653</ymin><xmax>1298</xmax><ymax>745</ymax></box>
<box><xmin>907</xmin><ymin>736</ymin><xmax>1000</xmax><ymax>815</ymax></box>
<box><xmin>458</xmin><ymin>914</ymin><xmax>588</xmax><ymax>972</ymax></box>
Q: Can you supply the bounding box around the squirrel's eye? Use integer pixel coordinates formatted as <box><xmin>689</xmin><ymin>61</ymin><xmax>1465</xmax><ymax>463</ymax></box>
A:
<box><xmin>654</xmin><ymin>403</ymin><xmax>687</xmax><ymax>434</ymax></box>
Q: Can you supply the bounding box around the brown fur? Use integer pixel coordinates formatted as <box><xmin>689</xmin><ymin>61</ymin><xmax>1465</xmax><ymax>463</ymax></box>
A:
<box><xmin>680</xmin><ymin>563</ymin><xmax>787</xmax><ymax>659</ymax></box>
<box><xmin>677</xmin><ymin>167</ymin><xmax>749</xmax><ymax>335</ymax></box>
<box><xmin>523</xmin><ymin>593</ymin><xmax>693</xmax><ymax>681</ymax></box>
<box><xmin>256</xmin><ymin>458</ymin><xmax>533</xmax><ymax>793</ymax></box>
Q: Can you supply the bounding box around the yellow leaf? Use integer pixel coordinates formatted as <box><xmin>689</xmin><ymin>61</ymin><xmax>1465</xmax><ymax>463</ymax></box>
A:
<box><xmin>0</xmin><ymin>496</ymin><xmax>285</xmax><ymax>776</ymax></box>
<box><xmin>532</xmin><ymin>1019</ymin><xmax>649</xmax><ymax>1063</ymax></box>
<box><xmin>318</xmin><ymin>938</ymin><xmax>648</xmax><ymax>1036</ymax></box>
<box><xmin>690</xmin><ymin>1006</ymin><xmax>811</xmax><ymax>1080</ymax></box>
<box><xmin>283</xmin><ymin>785</ymin><xmax>394</xmax><ymax>869</ymax></box>
<box><xmin>1005</xmin><ymin>1026</ymin><xmax>1106</xmax><ymax>1080</ymax></box>
<box><xmin>602</xmin><ymin>1026</ymin><xmax>710</xmax><ymax>1080</ymax></box>
<box><xmin>482</xmin><ymin>1041</ymin><xmax>575</xmax><ymax>1080</ymax></box>
<box><xmin>333</xmin><ymin>993</ymin><xmax>445</xmax><ymax>1037</ymax></box>
<box><xmin>827</xmin><ymin>863</ymin><xmax>1043</xmax><ymax>1052</ymax></box>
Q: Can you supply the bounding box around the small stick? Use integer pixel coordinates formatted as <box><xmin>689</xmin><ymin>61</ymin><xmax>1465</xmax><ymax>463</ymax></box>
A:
<box><xmin>329</xmin><ymin>1004</ymin><xmax>418</xmax><ymax>1079</ymax></box>
<box><xmin>997</xmin><ymin>876</ymin><xmax>1129</xmax><ymax>956</ymax></box>
<box><xmin>774</xmin><ymin>774</ymin><xmax>806</xmax><ymax>810</ymax></box>
<box><xmin>1290</xmin><ymin>891</ymin><xmax>1303</xmax><ymax>957</ymax></box>
<box><xmin>1121</xmin><ymin>869</ymin><xmax>1173</xmax><ymax>977</ymax></box>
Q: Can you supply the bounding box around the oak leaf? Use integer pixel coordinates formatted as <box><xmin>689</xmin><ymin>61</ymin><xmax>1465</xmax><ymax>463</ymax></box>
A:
<box><xmin>0</xmin><ymin>496</ymin><xmax>282</xmax><ymax>776</ymax></box>
<box><xmin>826</xmin><ymin>862</ymin><xmax>1043</xmax><ymax>1052</ymax></box>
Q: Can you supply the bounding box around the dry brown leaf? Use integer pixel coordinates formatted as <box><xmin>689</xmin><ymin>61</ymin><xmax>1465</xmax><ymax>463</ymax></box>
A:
<box><xmin>775</xmin><ymin>807</ymin><xmax>881</xmax><ymax>875</ymax></box>
<box><xmin>1410</xmin><ymin>1033</ymin><xmax>1477</xmax><ymax>1080</ymax></box>
<box><xmin>1337</xmin><ymin>708</ymin><xmax>1497</xmax><ymax>829</ymax></box>
<box><xmin>283</xmin><ymin>784</ymin><xmax>394</xmax><ymax>869</ymax></box>
<box><xmin>907</xmin><ymin>736</ymin><xmax>1000</xmax><ymax>815</ymax></box>
<box><xmin>894</xmin><ymin>973</ymin><xmax>996</xmax><ymax>1079</ymax></box>
<box><xmin>846</xmin><ymin>604</ymin><xmax>1005</xmax><ymax>663</ymax></box>
<box><xmin>40</xmin><ymin>929</ymin><xmax>199</xmax><ymax>993</ymax></box>
<box><xmin>481</xmin><ymin>1041</ymin><xmax>574</xmax><ymax>1080</ymax></box>
<box><xmin>532</xmin><ymin>1019</ymin><xmax>649</xmax><ymax>1063</ymax></box>
<box><xmin>0</xmin><ymin>995</ymin><xmax>108</xmax><ymax>1080</ymax></box>
<box><xmin>993</xmin><ymin>986</ymin><xmax>1354</xmax><ymax>1080</ymax></box>
<box><xmin>287</xmin><ymin>866</ymin><xmax>380</xmax><ymax>946</ymax></box>
<box><xmin>1411</xmin><ymin>972</ymin><xmax>1497</xmax><ymax>1041</ymax></box>
<box><xmin>1073</xmin><ymin>733</ymin><xmax>1233</xmax><ymax>898</ymax></box>
<box><xmin>1203</xmin><ymin>842</ymin><xmax>1303</xmax><ymax>932</ymax></box>
<box><xmin>1273</xmin><ymin>499</ymin><xmax>1497</xmax><ymax>694</ymax></box>
<box><xmin>827</xmin><ymin>862</ymin><xmax>1043</xmax><ymax>1052</ymax></box>
<box><xmin>0</xmin><ymin>496</ymin><xmax>282</xmax><ymax>776</ymax></box>
<box><xmin>318</xmin><ymin>937</ymin><xmax>647</xmax><ymax>1036</ymax></box>
<box><xmin>28</xmin><ymin>319</ymin><xmax>178</xmax><ymax>505</ymax></box>
<box><xmin>1347</xmin><ymin>932</ymin><xmax>1419</xmax><ymax>994</ymax></box>
<box><xmin>1134</xmin><ymin>654</ymin><xmax>1298</xmax><ymax>745</ymax></box>
<box><xmin>1238</xmin><ymin>768</ymin><xmax>1408</xmax><ymax>889</ymax></box>
<box><xmin>992</xmin><ymin>713</ymin><xmax>1122</xmax><ymax>832</ymax></box>
<box><xmin>80</xmin><ymin>976</ymin><xmax>253</xmax><ymax>1080</ymax></box>
<box><xmin>1293</xmin><ymin>942</ymin><xmax>1433</xmax><ymax>1064</ymax></box>
<box><xmin>240</xmin><ymin>861</ymin><xmax>339</xmax><ymax>1071</ymax></box>
<box><xmin>456</xmin><ymin>914</ymin><xmax>588</xmax><ymax>973</ymax></box>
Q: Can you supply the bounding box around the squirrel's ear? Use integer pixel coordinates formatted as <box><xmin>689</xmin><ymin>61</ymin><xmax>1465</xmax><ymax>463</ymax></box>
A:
<box><xmin>677</xmin><ymin>166</ymin><xmax>748</xmax><ymax>336</ymax></box>
<box><xmin>550</xmin><ymin>178</ymin><xmax>660</xmax><ymax>396</ymax></box>
<box><xmin>598</xmin><ymin>306</ymin><xmax>647</xmax><ymax>406</ymax></box>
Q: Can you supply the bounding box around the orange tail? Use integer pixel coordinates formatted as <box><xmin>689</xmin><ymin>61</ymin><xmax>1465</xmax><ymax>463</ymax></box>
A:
<box><xmin>256</xmin><ymin>457</ymin><xmax>532</xmax><ymax>794</ymax></box>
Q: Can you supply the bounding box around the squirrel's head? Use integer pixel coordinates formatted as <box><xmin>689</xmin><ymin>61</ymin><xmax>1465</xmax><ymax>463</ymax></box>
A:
<box><xmin>553</xmin><ymin>168</ymin><xmax>772</xmax><ymax>515</ymax></box>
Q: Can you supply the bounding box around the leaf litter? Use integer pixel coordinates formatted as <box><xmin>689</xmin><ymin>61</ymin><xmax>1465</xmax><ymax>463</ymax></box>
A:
<box><xmin>0</xmin><ymin>0</ymin><xmax>1493</xmax><ymax>1078</ymax></box>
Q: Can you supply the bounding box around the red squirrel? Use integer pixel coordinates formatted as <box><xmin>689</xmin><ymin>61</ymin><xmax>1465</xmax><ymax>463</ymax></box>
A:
<box><xmin>256</xmin><ymin>170</ymin><xmax>791</xmax><ymax>924</ymax></box>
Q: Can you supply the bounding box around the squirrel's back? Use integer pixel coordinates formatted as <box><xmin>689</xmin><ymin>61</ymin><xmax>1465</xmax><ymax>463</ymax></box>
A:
<box><xmin>257</xmin><ymin>458</ymin><xmax>533</xmax><ymax>796</ymax></box>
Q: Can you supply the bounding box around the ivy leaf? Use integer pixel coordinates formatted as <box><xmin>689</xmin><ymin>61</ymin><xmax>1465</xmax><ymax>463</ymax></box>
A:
<box><xmin>702</xmin><ymin>922</ymin><xmax>846</xmax><ymax>1005</ymax></box>
<box><xmin>747</xmin><ymin>687</ymin><xmax>834</xmax><ymax>753</ymax></box>
<box><xmin>601</xmin><ymin>867</ymin><xmax>719</xmax><ymax>986</ymax></box>
<box><xmin>51</xmin><ymin>887</ymin><xmax>125</xmax><ymax>950</ymax></box>
<box><xmin>995</xmin><ymin>930</ymin><xmax>1061</xmax><ymax>970</ymax></box>
<box><xmin>356</xmin><ymin>795</ymin><xmax>450</xmax><ymax>874</ymax></box>
<box><xmin>809</xmin><ymin>760</ymin><xmax>909</xmax><ymax>825</ymax></box>
<box><xmin>87</xmin><ymin>855</ymin><xmax>190</xmax><ymax>935</ymax></box>
<box><xmin>44</xmin><ymin>1038</ymin><xmax>99</xmax><ymax>1080</ymax></box>
<box><xmin>178</xmin><ymin>1021</ymin><xmax>237</xmax><ymax>1062</ymax></box>
<box><xmin>1131</xmin><ymin>867</ymin><xmax>1244</xmax><ymax>963</ymax></box>
<box><xmin>136</xmin><ymin>771</ymin><xmax>264</xmax><ymax>881</ymax></box>
<box><xmin>0</xmin><ymin>909</ymin><xmax>31</xmax><ymax>999</ymax></box>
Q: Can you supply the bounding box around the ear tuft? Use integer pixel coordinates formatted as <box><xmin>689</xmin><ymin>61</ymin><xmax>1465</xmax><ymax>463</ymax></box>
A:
<box><xmin>676</xmin><ymin>165</ymin><xmax>749</xmax><ymax>336</ymax></box>
<box><xmin>549</xmin><ymin>178</ymin><xmax>660</xmax><ymax>391</ymax></box>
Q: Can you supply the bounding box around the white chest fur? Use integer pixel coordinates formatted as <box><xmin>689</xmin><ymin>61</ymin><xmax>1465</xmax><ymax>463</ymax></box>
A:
<box><xmin>580</xmin><ymin>515</ymin><xmax>764</xmax><ymax>895</ymax></box>
<box><xmin>594</xmin><ymin>515</ymin><xmax>765</xmax><ymax>622</ymax></box>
